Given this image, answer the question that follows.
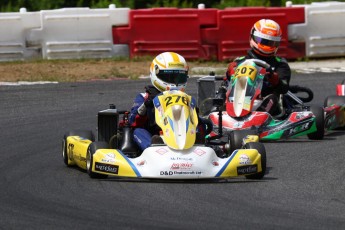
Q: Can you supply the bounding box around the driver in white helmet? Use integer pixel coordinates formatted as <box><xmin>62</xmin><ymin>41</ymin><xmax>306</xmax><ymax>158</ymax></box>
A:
<box><xmin>129</xmin><ymin>52</ymin><xmax>209</xmax><ymax>152</ymax></box>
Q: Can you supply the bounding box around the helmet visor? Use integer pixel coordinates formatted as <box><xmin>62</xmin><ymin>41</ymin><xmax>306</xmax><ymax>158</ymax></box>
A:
<box><xmin>253</xmin><ymin>34</ymin><xmax>280</xmax><ymax>48</ymax></box>
<box><xmin>157</xmin><ymin>70</ymin><xmax>188</xmax><ymax>85</ymax></box>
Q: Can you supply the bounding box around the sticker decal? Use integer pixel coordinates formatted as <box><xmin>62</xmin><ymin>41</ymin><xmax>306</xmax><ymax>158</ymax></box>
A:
<box><xmin>101</xmin><ymin>153</ymin><xmax>116</xmax><ymax>163</ymax></box>
<box><xmin>239</xmin><ymin>154</ymin><xmax>251</xmax><ymax>165</ymax></box>
<box><xmin>95</xmin><ymin>162</ymin><xmax>119</xmax><ymax>175</ymax></box>
<box><xmin>237</xmin><ymin>165</ymin><xmax>257</xmax><ymax>175</ymax></box>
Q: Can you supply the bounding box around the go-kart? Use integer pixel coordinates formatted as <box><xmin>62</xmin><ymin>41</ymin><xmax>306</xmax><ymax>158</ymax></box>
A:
<box><xmin>62</xmin><ymin>89</ymin><xmax>266</xmax><ymax>180</ymax></box>
<box><xmin>197</xmin><ymin>59</ymin><xmax>325</xmax><ymax>141</ymax></box>
<box><xmin>323</xmin><ymin>80</ymin><xmax>345</xmax><ymax>130</ymax></box>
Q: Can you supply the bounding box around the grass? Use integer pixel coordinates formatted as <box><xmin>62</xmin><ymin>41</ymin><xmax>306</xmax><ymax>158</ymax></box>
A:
<box><xmin>0</xmin><ymin>57</ymin><xmax>229</xmax><ymax>82</ymax></box>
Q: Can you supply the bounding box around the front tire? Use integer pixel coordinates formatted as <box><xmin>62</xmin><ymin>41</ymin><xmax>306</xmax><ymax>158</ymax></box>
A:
<box><xmin>244</xmin><ymin>142</ymin><xmax>266</xmax><ymax>179</ymax></box>
<box><xmin>307</xmin><ymin>105</ymin><xmax>325</xmax><ymax>140</ymax></box>
<box><xmin>86</xmin><ymin>141</ymin><xmax>109</xmax><ymax>179</ymax></box>
<box><xmin>62</xmin><ymin>130</ymin><xmax>94</xmax><ymax>166</ymax></box>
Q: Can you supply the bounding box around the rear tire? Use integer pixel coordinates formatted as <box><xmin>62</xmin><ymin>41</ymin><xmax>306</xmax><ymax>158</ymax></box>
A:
<box><xmin>62</xmin><ymin>130</ymin><xmax>94</xmax><ymax>166</ymax></box>
<box><xmin>307</xmin><ymin>105</ymin><xmax>325</xmax><ymax>140</ymax></box>
<box><xmin>86</xmin><ymin>141</ymin><xmax>109</xmax><ymax>179</ymax></box>
<box><xmin>244</xmin><ymin>142</ymin><xmax>266</xmax><ymax>179</ymax></box>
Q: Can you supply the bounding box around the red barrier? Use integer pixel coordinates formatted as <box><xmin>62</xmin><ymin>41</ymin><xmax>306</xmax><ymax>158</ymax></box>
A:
<box><xmin>112</xmin><ymin>8</ymin><xmax>218</xmax><ymax>59</ymax></box>
<box><xmin>202</xmin><ymin>7</ymin><xmax>305</xmax><ymax>61</ymax></box>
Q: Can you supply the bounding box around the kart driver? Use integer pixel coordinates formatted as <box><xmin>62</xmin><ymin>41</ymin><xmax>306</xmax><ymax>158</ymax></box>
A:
<box><xmin>220</xmin><ymin>19</ymin><xmax>291</xmax><ymax>116</ymax></box>
<box><xmin>129</xmin><ymin>52</ymin><xmax>210</xmax><ymax>152</ymax></box>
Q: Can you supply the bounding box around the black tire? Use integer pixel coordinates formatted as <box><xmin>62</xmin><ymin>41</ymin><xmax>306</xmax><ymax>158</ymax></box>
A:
<box><xmin>307</xmin><ymin>105</ymin><xmax>325</xmax><ymax>140</ymax></box>
<box><xmin>229</xmin><ymin>130</ymin><xmax>258</xmax><ymax>154</ymax></box>
<box><xmin>62</xmin><ymin>130</ymin><xmax>94</xmax><ymax>166</ymax></box>
<box><xmin>62</xmin><ymin>138</ymin><xmax>70</xmax><ymax>166</ymax></box>
<box><xmin>86</xmin><ymin>141</ymin><xmax>109</xmax><ymax>179</ymax></box>
<box><xmin>324</xmin><ymin>95</ymin><xmax>345</xmax><ymax>107</ymax></box>
<box><xmin>244</xmin><ymin>142</ymin><xmax>266</xmax><ymax>179</ymax></box>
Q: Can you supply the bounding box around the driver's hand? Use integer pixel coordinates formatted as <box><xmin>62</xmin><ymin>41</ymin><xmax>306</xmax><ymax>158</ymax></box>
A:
<box><xmin>144</xmin><ymin>97</ymin><xmax>154</xmax><ymax>107</ymax></box>
<box><xmin>265</xmin><ymin>72</ymin><xmax>279</xmax><ymax>87</ymax></box>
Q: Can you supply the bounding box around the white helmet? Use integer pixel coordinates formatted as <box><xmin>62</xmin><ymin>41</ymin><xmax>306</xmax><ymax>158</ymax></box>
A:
<box><xmin>150</xmin><ymin>52</ymin><xmax>189</xmax><ymax>92</ymax></box>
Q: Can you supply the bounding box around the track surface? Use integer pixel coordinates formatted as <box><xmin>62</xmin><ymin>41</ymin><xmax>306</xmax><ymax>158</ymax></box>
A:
<box><xmin>1</xmin><ymin>73</ymin><xmax>345</xmax><ymax>229</ymax></box>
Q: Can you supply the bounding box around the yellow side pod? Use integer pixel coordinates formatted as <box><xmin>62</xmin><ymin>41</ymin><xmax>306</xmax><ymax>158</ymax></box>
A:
<box><xmin>217</xmin><ymin>149</ymin><xmax>262</xmax><ymax>178</ymax></box>
<box><xmin>91</xmin><ymin>149</ymin><xmax>140</xmax><ymax>177</ymax></box>
<box><xmin>66</xmin><ymin>136</ymin><xmax>92</xmax><ymax>169</ymax></box>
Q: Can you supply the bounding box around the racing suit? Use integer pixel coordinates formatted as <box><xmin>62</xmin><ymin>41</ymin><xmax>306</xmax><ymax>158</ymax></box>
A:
<box><xmin>129</xmin><ymin>85</ymin><xmax>161</xmax><ymax>151</ymax></box>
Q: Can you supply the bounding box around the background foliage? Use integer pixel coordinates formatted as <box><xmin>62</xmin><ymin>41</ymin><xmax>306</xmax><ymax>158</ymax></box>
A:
<box><xmin>1</xmin><ymin>0</ymin><xmax>343</xmax><ymax>12</ymax></box>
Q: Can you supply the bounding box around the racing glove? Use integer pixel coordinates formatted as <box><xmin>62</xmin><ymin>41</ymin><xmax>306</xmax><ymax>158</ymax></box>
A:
<box><xmin>138</xmin><ymin>85</ymin><xmax>161</xmax><ymax>116</ymax></box>
<box><xmin>265</xmin><ymin>72</ymin><xmax>279</xmax><ymax>87</ymax></box>
<box><xmin>143</xmin><ymin>85</ymin><xmax>160</xmax><ymax>108</ymax></box>
<box><xmin>144</xmin><ymin>98</ymin><xmax>154</xmax><ymax>108</ymax></box>
<box><xmin>216</xmin><ymin>86</ymin><xmax>227</xmax><ymax>102</ymax></box>
<box><xmin>226</xmin><ymin>61</ymin><xmax>237</xmax><ymax>80</ymax></box>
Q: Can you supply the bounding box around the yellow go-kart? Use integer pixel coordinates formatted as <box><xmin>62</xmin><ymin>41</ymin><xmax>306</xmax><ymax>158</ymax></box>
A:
<box><xmin>62</xmin><ymin>90</ymin><xmax>266</xmax><ymax>180</ymax></box>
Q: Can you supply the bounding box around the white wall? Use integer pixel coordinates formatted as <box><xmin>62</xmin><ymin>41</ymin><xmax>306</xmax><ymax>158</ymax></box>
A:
<box><xmin>288</xmin><ymin>1</ymin><xmax>345</xmax><ymax>57</ymax></box>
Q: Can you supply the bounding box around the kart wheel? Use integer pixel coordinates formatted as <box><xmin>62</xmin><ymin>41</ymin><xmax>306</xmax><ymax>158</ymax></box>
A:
<box><xmin>62</xmin><ymin>138</ymin><xmax>70</xmax><ymax>166</ymax></box>
<box><xmin>229</xmin><ymin>130</ymin><xmax>258</xmax><ymax>153</ymax></box>
<box><xmin>62</xmin><ymin>130</ymin><xmax>94</xmax><ymax>166</ymax></box>
<box><xmin>307</xmin><ymin>105</ymin><xmax>325</xmax><ymax>140</ymax></box>
<box><xmin>86</xmin><ymin>141</ymin><xmax>109</xmax><ymax>179</ymax></box>
<box><xmin>244</xmin><ymin>142</ymin><xmax>266</xmax><ymax>179</ymax></box>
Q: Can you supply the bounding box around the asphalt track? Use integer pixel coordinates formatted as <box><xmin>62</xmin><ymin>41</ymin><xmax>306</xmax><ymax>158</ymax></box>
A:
<box><xmin>1</xmin><ymin>73</ymin><xmax>345</xmax><ymax>230</ymax></box>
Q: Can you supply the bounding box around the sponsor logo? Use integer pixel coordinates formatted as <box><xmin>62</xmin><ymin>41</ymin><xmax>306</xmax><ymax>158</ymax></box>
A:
<box><xmin>101</xmin><ymin>153</ymin><xmax>116</xmax><ymax>163</ymax></box>
<box><xmin>288</xmin><ymin>121</ymin><xmax>312</xmax><ymax>136</ymax></box>
<box><xmin>239</xmin><ymin>154</ymin><xmax>251</xmax><ymax>165</ymax></box>
<box><xmin>156</xmin><ymin>148</ymin><xmax>168</xmax><ymax>155</ymax></box>
<box><xmin>160</xmin><ymin>171</ymin><xmax>174</xmax><ymax>176</ymax></box>
<box><xmin>170</xmin><ymin>162</ymin><xmax>193</xmax><ymax>170</ymax></box>
<box><xmin>170</xmin><ymin>157</ymin><xmax>193</xmax><ymax>161</ymax></box>
<box><xmin>95</xmin><ymin>162</ymin><xmax>119</xmax><ymax>175</ymax></box>
<box><xmin>193</xmin><ymin>148</ymin><xmax>206</xmax><ymax>156</ymax></box>
<box><xmin>237</xmin><ymin>165</ymin><xmax>258</xmax><ymax>175</ymax></box>
<box><xmin>168</xmin><ymin>62</ymin><xmax>184</xmax><ymax>68</ymax></box>
<box><xmin>160</xmin><ymin>171</ymin><xmax>202</xmax><ymax>176</ymax></box>
<box><xmin>173</xmin><ymin>171</ymin><xmax>202</xmax><ymax>175</ymax></box>
<box><xmin>133</xmin><ymin>134</ymin><xmax>142</xmax><ymax>144</ymax></box>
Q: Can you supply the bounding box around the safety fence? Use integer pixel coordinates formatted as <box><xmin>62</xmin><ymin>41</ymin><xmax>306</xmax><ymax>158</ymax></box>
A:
<box><xmin>0</xmin><ymin>1</ymin><xmax>344</xmax><ymax>62</ymax></box>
